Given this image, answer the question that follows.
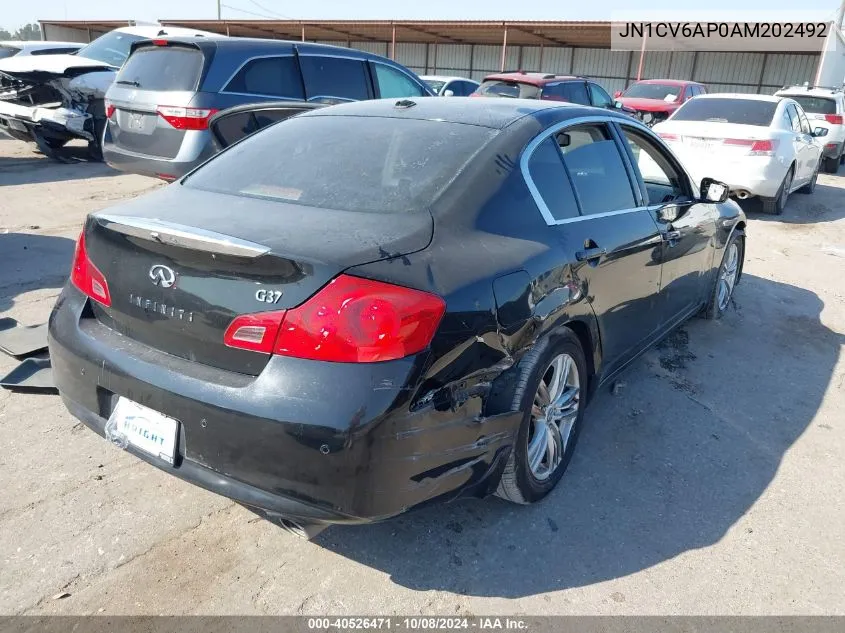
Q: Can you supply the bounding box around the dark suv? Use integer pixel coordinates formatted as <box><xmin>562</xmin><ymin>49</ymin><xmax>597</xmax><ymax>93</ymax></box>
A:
<box><xmin>473</xmin><ymin>72</ymin><xmax>632</xmax><ymax>113</ymax></box>
<box><xmin>102</xmin><ymin>37</ymin><xmax>433</xmax><ymax>180</ymax></box>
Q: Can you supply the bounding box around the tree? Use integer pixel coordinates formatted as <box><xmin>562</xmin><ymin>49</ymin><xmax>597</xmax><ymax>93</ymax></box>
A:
<box><xmin>14</xmin><ymin>23</ymin><xmax>41</xmax><ymax>41</ymax></box>
<box><xmin>0</xmin><ymin>28</ymin><xmax>12</xmax><ymax>40</ymax></box>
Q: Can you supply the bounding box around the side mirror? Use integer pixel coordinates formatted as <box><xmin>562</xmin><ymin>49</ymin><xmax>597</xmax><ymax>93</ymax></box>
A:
<box><xmin>614</xmin><ymin>90</ymin><xmax>622</xmax><ymax>98</ymax></box>
<box><xmin>700</xmin><ymin>177</ymin><xmax>730</xmax><ymax>203</ymax></box>
<box><xmin>443</xmin><ymin>89</ymin><xmax>455</xmax><ymax>97</ymax></box>
<box><xmin>812</xmin><ymin>127</ymin><xmax>829</xmax><ymax>138</ymax></box>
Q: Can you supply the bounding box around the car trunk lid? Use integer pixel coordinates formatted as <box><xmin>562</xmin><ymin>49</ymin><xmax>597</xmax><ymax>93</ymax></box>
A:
<box><xmin>83</xmin><ymin>185</ymin><xmax>433</xmax><ymax>376</ymax></box>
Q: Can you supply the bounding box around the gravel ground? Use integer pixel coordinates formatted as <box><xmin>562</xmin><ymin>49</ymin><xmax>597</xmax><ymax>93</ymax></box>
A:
<box><xmin>1</xmin><ymin>135</ymin><xmax>844</xmax><ymax>616</ymax></box>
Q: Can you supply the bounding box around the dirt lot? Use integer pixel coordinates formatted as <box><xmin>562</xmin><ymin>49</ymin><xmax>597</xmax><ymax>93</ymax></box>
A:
<box><xmin>1</xmin><ymin>135</ymin><xmax>844</xmax><ymax>616</ymax></box>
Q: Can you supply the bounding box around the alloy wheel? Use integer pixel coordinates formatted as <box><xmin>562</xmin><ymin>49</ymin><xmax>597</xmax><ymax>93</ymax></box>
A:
<box><xmin>527</xmin><ymin>353</ymin><xmax>580</xmax><ymax>481</ymax></box>
<box><xmin>717</xmin><ymin>242</ymin><xmax>740</xmax><ymax>311</ymax></box>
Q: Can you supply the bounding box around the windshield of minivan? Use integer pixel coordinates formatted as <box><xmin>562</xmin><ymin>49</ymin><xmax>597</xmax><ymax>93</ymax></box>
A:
<box><xmin>623</xmin><ymin>83</ymin><xmax>682</xmax><ymax>101</ymax></box>
<box><xmin>185</xmin><ymin>115</ymin><xmax>497</xmax><ymax>213</ymax></box>
<box><xmin>672</xmin><ymin>98</ymin><xmax>777</xmax><ymax>127</ymax></box>
<box><xmin>77</xmin><ymin>31</ymin><xmax>145</xmax><ymax>67</ymax></box>
<box><xmin>116</xmin><ymin>46</ymin><xmax>204</xmax><ymax>91</ymax></box>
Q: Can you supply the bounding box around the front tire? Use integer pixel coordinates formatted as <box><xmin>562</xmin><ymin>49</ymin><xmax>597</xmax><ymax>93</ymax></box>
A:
<box><xmin>496</xmin><ymin>330</ymin><xmax>587</xmax><ymax>505</ymax></box>
<box><xmin>761</xmin><ymin>166</ymin><xmax>793</xmax><ymax>215</ymax></box>
<box><xmin>703</xmin><ymin>232</ymin><xmax>744</xmax><ymax>320</ymax></box>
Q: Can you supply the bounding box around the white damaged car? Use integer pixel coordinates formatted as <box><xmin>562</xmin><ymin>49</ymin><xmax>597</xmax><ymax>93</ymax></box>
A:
<box><xmin>0</xmin><ymin>25</ymin><xmax>218</xmax><ymax>160</ymax></box>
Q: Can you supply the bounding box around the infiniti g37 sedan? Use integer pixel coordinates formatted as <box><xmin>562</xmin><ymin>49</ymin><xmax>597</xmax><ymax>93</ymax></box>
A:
<box><xmin>48</xmin><ymin>98</ymin><xmax>746</xmax><ymax>535</ymax></box>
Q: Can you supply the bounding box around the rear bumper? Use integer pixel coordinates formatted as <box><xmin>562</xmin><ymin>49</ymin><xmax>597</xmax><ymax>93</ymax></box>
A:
<box><xmin>822</xmin><ymin>140</ymin><xmax>843</xmax><ymax>159</ymax></box>
<box><xmin>48</xmin><ymin>286</ymin><xmax>517</xmax><ymax>523</ymax></box>
<box><xmin>102</xmin><ymin>128</ymin><xmax>214</xmax><ymax>180</ymax></box>
<box><xmin>671</xmin><ymin>151</ymin><xmax>787</xmax><ymax>199</ymax></box>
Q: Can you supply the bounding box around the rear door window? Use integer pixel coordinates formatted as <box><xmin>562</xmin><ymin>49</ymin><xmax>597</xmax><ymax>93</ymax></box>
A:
<box><xmin>672</xmin><ymin>98</ymin><xmax>777</xmax><ymax>126</ymax></box>
<box><xmin>559</xmin><ymin>82</ymin><xmax>590</xmax><ymax>105</ymax></box>
<box><xmin>116</xmin><ymin>46</ymin><xmax>204</xmax><ymax>91</ymax></box>
<box><xmin>224</xmin><ymin>56</ymin><xmax>304</xmax><ymax>99</ymax></box>
<box><xmin>373</xmin><ymin>64</ymin><xmax>426</xmax><ymax>98</ymax></box>
<box><xmin>300</xmin><ymin>56</ymin><xmax>371</xmax><ymax>101</ymax></box>
<box><xmin>786</xmin><ymin>104</ymin><xmax>803</xmax><ymax>133</ymax></box>
<box><xmin>526</xmin><ymin>137</ymin><xmax>580</xmax><ymax>222</ymax></box>
<box><xmin>557</xmin><ymin>124</ymin><xmax>637</xmax><ymax>215</ymax></box>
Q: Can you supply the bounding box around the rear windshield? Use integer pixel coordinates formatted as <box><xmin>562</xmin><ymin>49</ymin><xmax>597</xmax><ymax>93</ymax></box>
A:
<box><xmin>623</xmin><ymin>83</ymin><xmax>682</xmax><ymax>101</ymax></box>
<box><xmin>116</xmin><ymin>46</ymin><xmax>204</xmax><ymax>91</ymax></box>
<box><xmin>780</xmin><ymin>95</ymin><xmax>837</xmax><ymax>115</ymax></box>
<box><xmin>185</xmin><ymin>115</ymin><xmax>497</xmax><ymax>214</ymax></box>
<box><xmin>0</xmin><ymin>46</ymin><xmax>20</xmax><ymax>59</ymax></box>
<box><xmin>77</xmin><ymin>30</ymin><xmax>145</xmax><ymax>67</ymax></box>
<box><xmin>477</xmin><ymin>80</ymin><xmax>540</xmax><ymax>99</ymax></box>
<box><xmin>672</xmin><ymin>98</ymin><xmax>777</xmax><ymax>127</ymax></box>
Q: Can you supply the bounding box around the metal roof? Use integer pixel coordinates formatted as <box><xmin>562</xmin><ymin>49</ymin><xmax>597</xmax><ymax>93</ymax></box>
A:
<box><xmin>40</xmin><ymin>19</ymin><xmax>614</xmax><ymax>47</ymax></box>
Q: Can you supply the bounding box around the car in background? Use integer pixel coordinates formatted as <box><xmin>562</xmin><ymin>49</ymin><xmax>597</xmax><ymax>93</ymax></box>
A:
<box><xmin>49</xmin><ymin>98</ymin><xmax>744</xmax><ymax>536</ymax></box>
<box><xmin>614</xmin><ymin>79</ymin><xmax>706</xmax><ymax>127</ymax></box>
<box><xmin>420</xmin><ymin>75</ymin><xmax>479</xmax><ymax>96</ymax></box>
<box><xmin>473</xmin><ymin>71</ymin><xmax>635</xmax><ymax>115</ymax></box>
<box><xmin>775</xmin><ymin>85</ymin><xmax>845</xmax><ymax>173</ymax></box>
<box><xmin>0</xmin><ymin>41</ymin><xmax>83</xmax><ymax>59</ymax></box>
<box><xmin>654</xmin><ymin>94</ymin><xmax>827</xmax><ymax>214</ymax></box>
<box><xmin>103</xmin><ymin>38</ymin><xmax>434</xmax><ymax>181</ymax></box>
<box><xmin>0</xmin><ymin>25</ymin><xmax>218</xmax><ymax>158</ymax></box>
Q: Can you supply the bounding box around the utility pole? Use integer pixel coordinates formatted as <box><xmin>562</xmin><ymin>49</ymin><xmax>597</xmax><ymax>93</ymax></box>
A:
<box><xmin>217</xmin><ymin>0</ymin><xmax>221</xmax><ymax>20</ymax></box>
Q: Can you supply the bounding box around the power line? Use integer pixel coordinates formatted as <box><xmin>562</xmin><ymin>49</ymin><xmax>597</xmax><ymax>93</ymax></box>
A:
<box><xmin>247</xmin><ymin>0</ymin><xmax>292</xmax><ymax>19</ymax></box>
<box><xmin>220</xmin><ymin>3</ymin><xmax>278</xmax><ymax>19</ymax></box>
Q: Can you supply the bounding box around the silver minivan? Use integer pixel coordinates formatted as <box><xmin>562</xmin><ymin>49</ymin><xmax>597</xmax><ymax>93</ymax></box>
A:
<box><xmin>103</xmin><ymin>37</ymin><xmax>433</xmax><ymax>180</ymax></box>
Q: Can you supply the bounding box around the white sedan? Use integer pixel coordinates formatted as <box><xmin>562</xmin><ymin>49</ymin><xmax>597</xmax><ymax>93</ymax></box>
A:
<box><xmin>653</xmin><ymin>94</ymin><xmax>827</xmax><ymax>214</ymax></box>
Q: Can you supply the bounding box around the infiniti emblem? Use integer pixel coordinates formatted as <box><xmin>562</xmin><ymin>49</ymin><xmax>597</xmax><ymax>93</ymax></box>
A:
<box><xmin>149</xmin><ymin>264</ymin><xmax>176</xmax><ymax>288</ymax></box>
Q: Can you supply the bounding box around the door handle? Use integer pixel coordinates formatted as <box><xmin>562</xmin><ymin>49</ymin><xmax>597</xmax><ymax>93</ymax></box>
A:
<box><xmin>663</xmin><ymin>230</ymin><xmax>682</xmax><ymax>241</ymax></box>
<box><xmin>575</xmin><ymin>246</ymin><xmax>607</xmax><ymax>262</ymax></box>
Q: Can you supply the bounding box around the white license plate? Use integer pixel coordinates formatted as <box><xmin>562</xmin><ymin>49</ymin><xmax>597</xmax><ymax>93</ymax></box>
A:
<box><xmin>107</xmin><ymin>397</ymin><xmax>179</xmax><ymax>464</ymax></box>
<box><xmin>685</xmin><ymin>137</ymin><xmax>711</xmax><ymax>150</ymax></box>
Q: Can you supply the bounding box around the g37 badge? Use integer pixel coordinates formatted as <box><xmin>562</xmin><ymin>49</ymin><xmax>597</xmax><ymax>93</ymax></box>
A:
<box><xmin>255</xmin><ymin>289</ymin><xmax>283</xmax><ymax>304</ymax></box>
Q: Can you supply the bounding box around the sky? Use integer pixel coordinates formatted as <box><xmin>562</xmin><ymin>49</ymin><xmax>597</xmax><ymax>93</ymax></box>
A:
<box><xmin>3</xmin><ymin>0</ymin><xmax>843</xmax><ymax>31</ymax></box>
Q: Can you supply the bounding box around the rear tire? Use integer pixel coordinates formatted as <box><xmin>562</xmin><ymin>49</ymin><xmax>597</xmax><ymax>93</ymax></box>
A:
<box><xmin>495</xmin><ymin>330</ymin><xmax>587</xmax><ymax>505</ymax></box>
<box><xmin>761</xmin><ymin>166</ymin><xmax>793</xmax><ymax>215</ymax></box>
<box><xmin>823</xmin><ymin>155</ymin><xmax>839</xmax><ymax>174</ymax></box>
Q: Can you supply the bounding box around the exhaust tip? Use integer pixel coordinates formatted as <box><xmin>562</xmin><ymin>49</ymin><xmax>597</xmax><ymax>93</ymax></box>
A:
<box><xmin>734</xmin><ymin>190</ymin><xmax>751</xmax><ymax>200</ymax></box>
<box><xmin>272</xmin><ymin>516</ymin><xmax>328</xmax><ymax>540</ymax></box>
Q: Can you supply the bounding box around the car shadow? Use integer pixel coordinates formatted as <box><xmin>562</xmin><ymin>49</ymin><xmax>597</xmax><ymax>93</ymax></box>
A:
<box><xmin>0</xmin><ymin>233</ymin><xmax>75</xmax><ymax>315</ymax></box>
<box><xmin>0</xmin><ymin>147</ymin><xmax>118</xmax><ymax>187</ymax></box>
<box><xmin>741</xmin><ymin>179</ymin><xmax>845</xmax><ymax>225</ymax></box>
<box><xmin>313</xmin><ymin>274</ymin><xmax>843</xmax><ymax>598</ymax></box>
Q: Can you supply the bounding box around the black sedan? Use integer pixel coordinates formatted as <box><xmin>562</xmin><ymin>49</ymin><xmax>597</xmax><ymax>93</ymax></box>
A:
<box><xmin>49</xmin><ymin>97</ymin><xmax>745</xmax><ymax>536</ymax></box>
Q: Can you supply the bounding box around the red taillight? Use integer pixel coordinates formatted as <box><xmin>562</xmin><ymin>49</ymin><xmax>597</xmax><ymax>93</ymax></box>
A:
<box><xmin>224</xmin><ymin>310</ymin><xmax>287</xmax><ymax>354</ymax></box>
<box><xmin>156</xmin><ymin>106</ymin><xmax>218</xmax><ymax>130</ymax></box>
<box><xmin>70</xmin><ymin>231</ymin><xmax>111</xmax><ymax>307</ymax></box>
<box><xmin>105</xmin><ymin>100</ymin><xmax>115</xmax><ymax>119</ymax></box>
<box><xmin>223</xmin><ymin>275</ymin><xmax>446</xmax><ymax>363</ymax></box>
<box><xmin>723</xmin><ymin>138</ymin><xmax>777</xmax><ymax>156</ymax></box>
<box><xmin>658</xmin><ymin>132</ymin><xmax>679</xmax><ymax>141</ymax></box>
<box><xmin>151</xmin><ymin>39</ymin><xmax>168</xmax><ymax>46</ymax></box>
<box><xmin>824</xmin><ymin>114</ymin><xmax>843</xmax><ymax>125</ymax></box>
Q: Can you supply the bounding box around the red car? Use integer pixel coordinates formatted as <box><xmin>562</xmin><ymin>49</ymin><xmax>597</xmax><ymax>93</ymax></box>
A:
<box><xmin>474</xmin><ymin>72</ymin><xmax>635</xmax><ymax>115</ymax></box>
<box><xmin>614</xmin><ymin>79</ymin><xmax>707</xmax><ymax>126</ymax></box>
